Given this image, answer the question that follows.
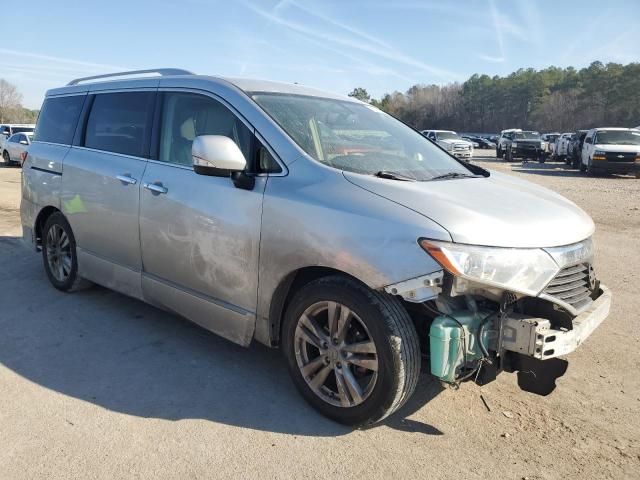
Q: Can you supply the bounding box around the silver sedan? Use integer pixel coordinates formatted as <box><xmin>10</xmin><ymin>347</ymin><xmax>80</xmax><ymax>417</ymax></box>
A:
<box><xmin>2</xmin><ymin>132</ymin><xmax>32</xmax><ymax>166</ymax></box>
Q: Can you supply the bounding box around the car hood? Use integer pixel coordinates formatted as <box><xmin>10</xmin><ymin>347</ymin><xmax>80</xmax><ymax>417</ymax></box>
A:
<box><xmin>439</xmin><ymin>138</ymin><xmax>471</xmax><ymax>146</ymax></box>
<box><xmin>594</xmin><ymin>144</ymin><xmax>640</xmax><ymax>152</ymax></box>
<box><xmin>343</xmin><ymin>170</ymin><xmax>594</xmax><ymax>248</ymax></box>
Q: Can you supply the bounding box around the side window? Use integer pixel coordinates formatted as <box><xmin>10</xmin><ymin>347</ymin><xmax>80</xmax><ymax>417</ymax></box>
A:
<box><xmin>34</xmin><ymin>95</ymin><xmax>85</xmax><ymax>145</ymax></box>
<box><xmin>158</xmin><ymin>92</ymin><xmax>251</xmax><ymax>167</ymax></box>
<box><xmin>84</xmin><ymin>92</ymin><xmax>154</xmax><ymax>157</ymax></box>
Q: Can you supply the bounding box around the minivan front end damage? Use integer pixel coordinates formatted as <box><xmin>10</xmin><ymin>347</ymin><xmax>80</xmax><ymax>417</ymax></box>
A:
<box><xmin>383</xmin><ymin>236</ymin><xmax>611</xmax><ymax>396</ymax></box>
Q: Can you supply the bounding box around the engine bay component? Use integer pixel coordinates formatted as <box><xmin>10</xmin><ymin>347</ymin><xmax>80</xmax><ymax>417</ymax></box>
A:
<box><xmin>429</xmin><ymin>309</ymin><xmax>493</xmax><ymax>383</ymax></box>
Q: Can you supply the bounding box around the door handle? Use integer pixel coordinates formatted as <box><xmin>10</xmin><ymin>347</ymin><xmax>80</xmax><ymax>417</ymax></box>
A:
<box><xmin>143</xmin><ymin>182</ymin><xmax>168</xmax><ymax>194</ymax></box>
<box><xmin>116</xmin><ymin>174</ymin><xmax>137</xmax><ymax>185</ymax></box>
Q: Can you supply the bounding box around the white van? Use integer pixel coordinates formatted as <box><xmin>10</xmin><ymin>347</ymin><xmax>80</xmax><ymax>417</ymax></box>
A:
<box><xmin>581</xmin><ymin>128</ymin><xmax>640</xmax><ymax>177</ymax></box>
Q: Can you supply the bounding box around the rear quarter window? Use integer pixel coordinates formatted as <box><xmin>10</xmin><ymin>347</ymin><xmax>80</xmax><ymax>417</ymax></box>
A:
<box><xmin>34</xmin><ymin>95</ymin><xmax>85</xmax><ymax>145</ymax></box>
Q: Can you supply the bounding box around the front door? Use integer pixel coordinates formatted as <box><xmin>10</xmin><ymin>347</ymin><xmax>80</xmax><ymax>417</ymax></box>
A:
<box><xmin>61</xmin><ymin>91</ymin><xmax>156</xmax><ymax>298</ymax></box>
<box><xmin>139</xmin><ymin>91</ymin><xmax>266</xmax><ymax>346</ymax></box>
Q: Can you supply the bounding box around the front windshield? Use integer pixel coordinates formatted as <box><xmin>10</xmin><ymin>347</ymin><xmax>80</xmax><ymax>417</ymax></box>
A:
<box><xmin>514</xmin><ymin>131</ymin><xmax>540</xmax><ymax>140</ymax></box>
<box><xmin>437</xmin><ymin>131</ymin><xmax>461</xmax><ymax>140</ymax></box>
<box><xmin>251</xmin><ymin>93</ymin><xmax>471</xmax><ymax>181</ymax></box>
<box><xmin>595</xmin><ymin>130</ymin><xmax>640</xmax><ymax>145</ymax></box>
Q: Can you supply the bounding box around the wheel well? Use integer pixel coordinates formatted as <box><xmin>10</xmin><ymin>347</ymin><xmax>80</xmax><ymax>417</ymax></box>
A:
<box><xmin>268</xmin><ymin>266</ymin><xmax>366</xmax><ymax>347</ymax></box>
<box><xmin>34</xmin><ymin>206</ymin><xmax>61</xmax><ymax>249</ymax></box>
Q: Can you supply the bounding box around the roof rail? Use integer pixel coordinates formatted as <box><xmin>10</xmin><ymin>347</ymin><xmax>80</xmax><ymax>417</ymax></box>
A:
<box><xmin>67</xmin><ymin>68</ymin><xmax>194</xmax><ymax>86</ymax></box>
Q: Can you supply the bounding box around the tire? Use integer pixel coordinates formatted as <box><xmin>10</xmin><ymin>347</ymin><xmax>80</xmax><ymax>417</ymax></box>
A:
<box><xmin>496</xmin><ymin>146</ymin><xmax>503</xmax><ymax>159</ymax></box>
<box><xmin>42</xmin><ymin>212</ymin><xmax>92</xmax><ymax>292</ymax></box>
<box><xmin>505</xmin><ymin>148</ymin><xmax>513</xmax><ymax>162</ymax></box>
<box><xmin>282</xmin><ymin>275</ymin><xmax>420</xmax><ymax>427</ymax></box>
<box><xmin>579</xmin><ymin>161</ymin><xmax>587</xmax><ymax>173</ymax></box>
<box><xmin>2</xmin><ymin>150</ymin><xmax>11</xmax><ymax>167</ymax></box>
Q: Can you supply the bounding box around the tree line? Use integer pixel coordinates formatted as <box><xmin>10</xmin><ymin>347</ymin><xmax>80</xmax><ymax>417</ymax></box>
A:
<box><xmin>0</xmin><ymin>79</ymin><xmax>39</xmax><ymax>124</ymax></box>
<box><xmin>349</xmin><ymin>61</ymin><xmax>640</xmax><ymax>133</ymax></box>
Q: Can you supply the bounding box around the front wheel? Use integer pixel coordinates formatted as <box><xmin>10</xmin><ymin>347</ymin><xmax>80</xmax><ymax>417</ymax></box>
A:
<box><xmin>496</xmin><ymin>147</ymin><xmax>503</xmax><ymax>158</ymax></box>
<box><xmin>505</xmin><ymin>148</ymin><xmax>513</xmax><ymax>162</ymax></box>
<box><xmin>2</xmin><ymin>150</ymin><xmax>11</xmax><ymax>167</ymax></box>
<box><xmin>580</xmin><ymin>160</ymin><xmax>587</xmax><ymax>173</ymax></box>
<box><xmin>282</xmin><ymin>276</ymin><xmax>420</xmax><ymax>426</ymax></box>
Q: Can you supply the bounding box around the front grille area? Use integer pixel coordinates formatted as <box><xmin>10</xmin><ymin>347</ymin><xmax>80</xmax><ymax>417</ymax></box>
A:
<box><xmin>543</xmin><ymin>263</ymin><xmax>593</xmax><ymax>312</ymax></box>
<box><xmin>453</xmin><ymin>143</ymin><xmax>470</xmax><ymax>151</ymax></box>
<box><xmin>605</xmin><ymin>151</ymin><xmax>636</xmax><ymax>162</ymax></box>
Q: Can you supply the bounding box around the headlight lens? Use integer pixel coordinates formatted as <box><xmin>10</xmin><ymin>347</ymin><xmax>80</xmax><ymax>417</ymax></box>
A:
<box><xmin>419</xmin><ymin>239</ymin><xmax>560</xmax><ymax>296</ymax></box>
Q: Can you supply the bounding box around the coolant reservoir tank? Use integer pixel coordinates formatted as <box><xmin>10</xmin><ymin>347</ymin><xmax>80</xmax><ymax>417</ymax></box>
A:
<box><xmin>429</xmin><ymin>311</ymin><xmax>490</xmax><ymax>383</ymax></box>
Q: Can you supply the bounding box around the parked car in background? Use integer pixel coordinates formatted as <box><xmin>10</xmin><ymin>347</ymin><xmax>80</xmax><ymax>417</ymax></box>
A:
<box><xmin>496</xmin><ymin>129</ymin><xmax>522</xmax><ymax>158</ymax></box>
<box><xmin>462</xmin><ymin>135</ymin><xmax>495</xmax><ymax>149</ymax></box>
<box><xmin>541</xmin><ymin>133</ymin><xmax>560</xmax><ymax>158</ymax></box>
<box><xmin>463</xmin><ymin>137</ymin><xmax>480</xmax><ymax>148</ymax></box>
<box><xmin>553</xmin><ymin>133</ymin><xmax>573</xmax><ymax>160</ymax></box>
<box><xmin>421</xmin><ymin>130</ymin><xmax>474</xmax><ymax>161</ymax></box>
<box><xmin>0</xmin><ymin>124</ymin><xmax>35</xmax><ymax>153</ymax></box>
<box><xmin>503</xmin><ymin>131</ymin><xmax>544</xmax><ymax>162</ymax></box>
<box><xmin>581</xmin><ymin>128</ymin><xmax>640</xmax><ymax>177</ymax></box>
<box><xmin>2</xmin><ymin>132</ymin><xmax>33</xmax><ymax>166</ymax></box>
<box><xmin>567</xmin><ymin>130</ymin><xmax>588</xmax><ymax>168</ymax></box>
<box><xmin>21</xmin><ymin>69</ymin><xmax>611</xmax><ymax>426</ymax></box>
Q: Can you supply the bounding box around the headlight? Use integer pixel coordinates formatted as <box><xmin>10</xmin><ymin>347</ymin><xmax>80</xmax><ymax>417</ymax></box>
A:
<box><xmin>512</xmin><ymin>142</ymin><xmax>518</xmax><ymax>148</ymax></box>
<box><xmin>445</xmin><ymin>143</ymin><xmax>454</xmax><ymax>150</ymax></box>
<box><xmin>419</xmin><ymin>239</ymin><xmax>559</xmax><ymax>296</ymax></box>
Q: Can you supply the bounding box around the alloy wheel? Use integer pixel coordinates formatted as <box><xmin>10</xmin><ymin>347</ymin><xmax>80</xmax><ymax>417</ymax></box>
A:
<box><xmin>293</xmin><ymin>301</ymin><xmax>378</xmax><ymax>408</ymax></box>
<box><xmin>46</xmin><ymin>224</ymin><xmax>72</xmax><ymax>282</ymax></box>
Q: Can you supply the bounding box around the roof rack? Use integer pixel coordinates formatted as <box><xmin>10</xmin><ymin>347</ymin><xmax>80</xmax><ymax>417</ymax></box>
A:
<box><xmin>67</xmin><ymin>68</ymin><xmax>194</xmax><ymax>86</ymax></box>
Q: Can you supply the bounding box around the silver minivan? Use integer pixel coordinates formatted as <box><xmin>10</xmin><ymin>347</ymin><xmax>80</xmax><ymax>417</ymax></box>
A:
<box><xmin>21</xmin><ymin>69</ymin><xmax>611</xmax><ymax>426</ymax></box>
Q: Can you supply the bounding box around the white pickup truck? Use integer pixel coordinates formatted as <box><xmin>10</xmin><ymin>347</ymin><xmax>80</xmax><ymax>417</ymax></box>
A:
<box><xmin>421</xmin><ymin>130</ymin><xmax>474</xmax><ymax>161</ymax></box>
<box><xmin>553</xmin><ymin>132</ymin><xmax>573</xmax><ymax>160</ymax></box>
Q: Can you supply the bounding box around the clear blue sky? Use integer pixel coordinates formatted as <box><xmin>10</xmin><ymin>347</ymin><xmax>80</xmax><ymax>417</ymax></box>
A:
<box><xmin>2</xmin><ymin>0</ymin><xmax>639</xmax><ymax>109</ymax></box>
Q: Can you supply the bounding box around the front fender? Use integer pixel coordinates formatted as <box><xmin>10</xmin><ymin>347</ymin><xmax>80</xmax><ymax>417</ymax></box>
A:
<box><xmin>255</xmin><ymin>159</ymin><xmax>448</xmax><ymax>345</ymax></box>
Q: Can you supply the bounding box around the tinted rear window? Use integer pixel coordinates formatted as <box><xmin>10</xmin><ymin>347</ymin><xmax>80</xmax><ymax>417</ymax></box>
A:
<box><xmin>12</xmin><ymin>127</ymin><xmax>34</xmax><ymax>134</ymax></box>
<box><xmin>34</xmin><ymin>95</ymin><xmax>85</xmax><ymax>145</ymax></box>
<box><xmin>84</xmin><ymin>92</ymin><xmax>155</xmax><ymax>157</ymax></box>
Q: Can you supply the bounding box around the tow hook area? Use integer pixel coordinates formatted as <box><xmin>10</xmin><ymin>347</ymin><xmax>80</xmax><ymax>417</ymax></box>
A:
<box><xmin>384</xmin><ymin>271</ymin><xmax>444</xmax><ymax>303</ymax></box>
<box><xmin>505</xmin><ymin>354</ymin><xmax>569</xmax><ymax>396</ymax></box>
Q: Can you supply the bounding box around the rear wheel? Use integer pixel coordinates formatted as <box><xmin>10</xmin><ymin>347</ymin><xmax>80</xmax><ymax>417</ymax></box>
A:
<box><xmin>282</xmin><ymin>276</ymin><xmax>420</xmax><ymax>426</ymax></box>
<box><xmin>42</xmin><ymin>212</ymin><xmax>92</xmax><ymax>292</ymax></box>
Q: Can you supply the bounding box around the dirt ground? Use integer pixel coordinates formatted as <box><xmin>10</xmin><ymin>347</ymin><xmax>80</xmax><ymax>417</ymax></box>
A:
<box><xmin>0</xmin><ymin>154</ymin><xmax>639</xmax><ymax>480</ymax></box>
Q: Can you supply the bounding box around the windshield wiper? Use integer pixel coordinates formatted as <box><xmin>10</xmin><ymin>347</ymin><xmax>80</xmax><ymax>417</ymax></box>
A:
<box><xmin>374</xmin><ymin>170</ymin><xmax>415</xmax><ymax>181</ymax></box>
<box><xmin>430</xmin><ymin>172</ymin><xmax>479</xmax><ymax>181</ymax></box>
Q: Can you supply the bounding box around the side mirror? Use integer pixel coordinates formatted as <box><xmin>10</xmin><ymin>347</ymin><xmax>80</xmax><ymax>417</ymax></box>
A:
<box><xmin>585</xmin><ymin>137</ymin><xmax>592</xmax><ymax>144</ymax></box>
<box><xmin>192</xmin><ymin>135</ymin><xmax>255</xmax><ymax>190</ymax></box>
<box><xmin>192</xmin><ymin>135</ymin><xmax>247</xmax><ymax>175</ymax></box>
<box><xmin>20</xmin><ymin>140</ymin><xmax>29</xmax><ymax>145</ymax></box>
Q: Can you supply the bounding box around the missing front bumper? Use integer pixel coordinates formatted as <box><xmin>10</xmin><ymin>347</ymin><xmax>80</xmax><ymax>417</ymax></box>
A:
<box><xmin>501</xmin><ymin>285</ymin><xmax>611</xmax><ymax>360</ymax></box>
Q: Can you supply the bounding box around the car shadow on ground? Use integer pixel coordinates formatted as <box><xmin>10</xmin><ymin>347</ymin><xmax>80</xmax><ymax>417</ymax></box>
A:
<box><xmin>0</xmin><ymin>236</ymin><xmax>443</xmax><ymax>437</ymax></box>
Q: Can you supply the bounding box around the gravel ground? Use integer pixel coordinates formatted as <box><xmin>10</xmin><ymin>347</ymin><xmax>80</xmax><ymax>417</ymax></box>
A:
<box><xmin>0</xmin><ymin>155</ymin><xmax>639</xmax><ymax>480</ymax></box>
